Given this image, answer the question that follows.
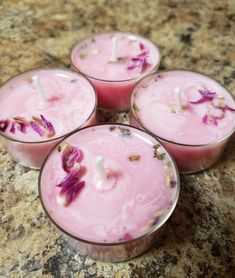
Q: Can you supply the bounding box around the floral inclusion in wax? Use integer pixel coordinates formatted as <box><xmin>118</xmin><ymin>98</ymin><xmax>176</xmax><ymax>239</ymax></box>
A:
<box><xmin>0</xmin><ymin>69</ymin><xmax>96</xmax><ymax>142</ymax></box>
<box><xmin>71</xmin><ymin>33</ymin><xmax>160</xmax><ymax>81</ymax></box>
<box><xmin>40</xmin><ymin>125</ymin><xmax>178</xmax><ymax>243</ymax></box>
<box><xmin>132</xmin><ymin>71</ymin><xmax>235</xmax><ymax>145</ymax></box>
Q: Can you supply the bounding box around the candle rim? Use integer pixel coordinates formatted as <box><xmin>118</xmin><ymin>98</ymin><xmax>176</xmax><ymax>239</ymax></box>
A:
<box><xmin>130</xmin><ymin>69</ymin><xmax>235</xmax><ymax>148</ymax></box>
<box><xmin>70</xmin><ymin>31</ymin><xmax>161</xmax><ymax>83</ymax></box>
<box><xmin>0</xmin><ymin>67</ymin><xmax>98</xmax><ymax>144</ymax></box>
<box><xmin>38</xmin><ymin>123</ymin><xmax>180</xmax><ymax>246</ymax></box>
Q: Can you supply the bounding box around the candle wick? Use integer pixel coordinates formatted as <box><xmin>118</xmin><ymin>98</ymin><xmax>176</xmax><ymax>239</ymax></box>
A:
<box><xmin>110</xmin><ymin>36</ymin><xmax>118</xmax><ymax>62</ymax></box>
<box><xmin>32</xmin><ymin>75</ymin><xmax>46</xmax><ymax>108</ymax></box>
<box><xmin>174</xmin><ymin>87</ymin><xmax>183</xmax><ymax>113</ymax></box>
<box><xmin>95</xmin><ymin>156</ymin><xmax>108</xmax><ymax>185</ymax></box>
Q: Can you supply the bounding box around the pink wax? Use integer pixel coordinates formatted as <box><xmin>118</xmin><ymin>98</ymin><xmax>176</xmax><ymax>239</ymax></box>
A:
<box><xmin>40</xmin><ymin>124</ymin><xmax>179</xmax><ymax>246</ymax></box>
<box><xmin>130</xmin><ymin>70</ymin><xmax>235</xmax><ymax>173</ymax></box>
<box><xmin>0</xmin><ymin>69</ymin><xmax>97</xmax><ymax>168</ymax></box>
<box><xmin>71</xmin><ymin>32</ymin><xmax>160</xmax><ymax>110</ymax></box>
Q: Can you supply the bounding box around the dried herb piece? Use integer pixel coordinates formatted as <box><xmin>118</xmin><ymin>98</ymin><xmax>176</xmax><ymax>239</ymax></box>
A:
<box><xmin>79</xmin><ymin>53</ymin><xmax>86</xmax><ymax>59</ymax></box>
<box><xmin>153</xmin><ymin>144</ymin><xmax>160</xmax><ymax>157</ymax></box>
<box><xmin>156</xmin><ymin>153</ymin><xmax>166</xmax><ymax>160</ymax></box>
<box><xmin>70</xmin><ymin>79</ymin><xmax>77</xmax><ymax>83</ymax></box>
<box><xmin>128</xmin><ymin>155</ymin><xmax>141</xmax><ymax>161</ymax></box>
<box><xmin>133</xmin><ymin>102</ymin><xmax>140</xmax><ymax>111</ymax></box>
<box><xmin>109</xmin><ymin>126</ymin><xmax>116</xmax><ymax>132</ymax></box>
<box><xmin>119</xmin><ymin>127</ymin><xmax>131</xmax><ymax>136</ymax></box>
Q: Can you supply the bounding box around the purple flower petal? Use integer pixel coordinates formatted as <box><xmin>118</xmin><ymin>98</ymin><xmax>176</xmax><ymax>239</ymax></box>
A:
<box><xmin>127</xmin><ymin>51</ymin><xmax>151</xmax><ymax>73</ymax></box>
<box><xmin>139</xmin><ymin>42</ymin><xmax>145</xmax><ymax>51</ymax></box>
<box><xmin>40</xmin><ymin>114</ymin><xmax>55</xmax><ymax>138</ymax></box>
<box><xmin>62</xmin><ymin>143</ymin><xmax>81</xmax><ymax>173</ymax></box>
<box><xmin>223</xmin><ymin>105</ymin><xmax>235</xmax><ymax>112</ymax></box>
<box><xmin>10</xmin><ymin>122</ymin><xmax>15</xmax><ymax>133</ymax></box>
<box><xmin>202</xmin><ymin>114</ymin><xmax>208</xmax><ymax>124</ymax></box>
<box><xmin>0</xmin><ymin>119</ymin><xmax>9</xmax><ymax>132</ymax></box>
<box><xmin>30</xmin><ymin>121</ymin><xmax>44</xmax><ymax>136</ymax></box>
<box><xmin>56</xmin><ymin>169</ymin><xmax>85</xmax><ymax>207</ymax></box>
<box><xmin>190</xmin><ymin>88</ymin><xmax>217</xmax><ymax>104</ymax></box>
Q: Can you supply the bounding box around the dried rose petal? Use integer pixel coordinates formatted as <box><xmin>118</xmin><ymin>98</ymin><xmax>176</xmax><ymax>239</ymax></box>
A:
<box><xmin>32</xmin><ymin>115</ymin><xmax>43</xmax><ymax>125</ymax></box>
<box><xmin>13</xmin><ymin>116</ymin><xmax>29</xmax><ymax>133</ymax></box>
<box><xmin>123</xmin><ymin>232</ymin><xmax>132</xmax><ymax>241</ymax></box>
<box><xmin>0</xmin><ymin>119</ymin><xmax>9</xmax><ymax>132</ymax></box>
<box><xmin>10</xmin><ymin>122</ymin><xmax>15</xmax><ymax>133</ymax></box>
<box><xmin>30</xmin><ymin>121</ymin><xmax>44</xmax><ymax>136</ymax></box>
<box><xmin>224</xmin><ymin>105</ymin><xmax>235</xmax><ymax>112</ymax></box>
<box><xmin>40</xmin><ymin>114</ymin><xmax>55</xmax><ymax>138</ymax></box>
<box><xmin>13</xmin><ymin>116</ymin><xmax>28</xmax><ymax>125</ymax></box>
<box><xmin>56</xmin><ymin>169</ymin><xmax>85</xmax><ymax>207</ymax></box>
<box><xmin>127</xmin><ymin>51</ymin><xmax>151</xmax><ymax>73</ymax></box>
<box><xmin>62</xmin><ymin>143</ymin><xmax>81</xmax><ymax>173</ymax></box>
<box><xmin>190</xmin><ymin>88</ymin><xmax>216</xmax><ymax>104</ymax></box>
<box><xmin>139</xmin><ymin>42</ymin><xmax>145</xmax><ymax>51</ymax></box>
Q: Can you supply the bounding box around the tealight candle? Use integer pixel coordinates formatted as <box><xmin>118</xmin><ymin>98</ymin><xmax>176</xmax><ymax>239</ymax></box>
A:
<box><xmin>130</xmin><ymin>70</ymin><xmax>235</xmax><ymax>173</ymax></box>
<box><xmin>39</xmin><ymin>124</ymin><xmax>179</xmax><ymax>261</ymax></box>
<box><xmin>71</xmin><ymin>32</ymin><xmax>160</xmax><ymax>110</ymax></box>
<box><xmin>0</xmin><ymin>68</ymin><xmax>97</xmax><ymax>169</ymax></box>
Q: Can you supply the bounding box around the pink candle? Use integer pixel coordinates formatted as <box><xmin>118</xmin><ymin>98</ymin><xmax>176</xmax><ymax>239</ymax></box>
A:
<box><xmin>130</xmin><ymin>70</ymin><xmax>235</xmax><ymax>173</ymax></box>
<box><xmin>0</xmin><ymin>69</ymin><xmax>97</xmax><ymax>169</ymax></box>
<box><xmin>71</xmin><ymin>32</ymin><xmax>160</xmax><ymax>110</ymax></box>
<box><xmin>39</xmin><ymin>124</ymin><xmax>179</xmax><ymax>261</ymax></box>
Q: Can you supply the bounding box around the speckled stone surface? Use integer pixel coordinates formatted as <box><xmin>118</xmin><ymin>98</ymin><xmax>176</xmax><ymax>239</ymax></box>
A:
<box><xmin>0</xmin><ymin>0</ymin><xmax>235</xmax><ymax>277</ymax></box>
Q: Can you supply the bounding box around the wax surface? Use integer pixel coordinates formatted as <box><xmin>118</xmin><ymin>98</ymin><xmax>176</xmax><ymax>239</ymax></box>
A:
<box><xmin>0</xmin><ymin>69</ymin><xmax>96</xmax><ymax>141</ymax></box>
<box><xmin>132</xmin><ymin>71</ymin><xmax>235</xmax><ymax>145</ymax></box>
<box><xmin>71</xmin><ymin>32</ymin><xmax>160</xmax><ymax>81</ymax></box>
<box><xmin>40</xmin><ymin>125</ymin><xmax>178</xmax><ymax>243</ymax></box>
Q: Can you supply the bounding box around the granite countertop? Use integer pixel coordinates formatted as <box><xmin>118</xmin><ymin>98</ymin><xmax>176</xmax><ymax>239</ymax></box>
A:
<box><xmin>0</xmin><ymin>1</ymin><xmax>235</xmax><ymax>277</ymax></box>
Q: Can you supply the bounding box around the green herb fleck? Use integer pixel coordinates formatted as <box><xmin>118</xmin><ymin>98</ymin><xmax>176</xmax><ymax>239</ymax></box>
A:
<box><xmin>128</xmin><ymin>155</ymin><xmax>141</xmax><ymax>161</ymax></box>
<box><xmin>109</xmin><ymin>126</ymin><xmax>116</xmax><ymax>132</ymax></box>
<box><xmin>119</xmin><ymin>127</ymin><xmax>131</xmax><ymax>136</ymax></box>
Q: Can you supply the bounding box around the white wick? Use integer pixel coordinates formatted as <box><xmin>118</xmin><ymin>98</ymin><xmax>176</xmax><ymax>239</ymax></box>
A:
<box><xmin>174</xmin><ymin>87</ymin><xmax>183</xmax><ymax>113</ymax></box>
<box><xmin>32</xmin><ymin>75</ymin><xmax>46</xmax><ymax>107</ymax></box>
<box><xmin>95</xmin><ymin>156</ymin><xmax>108</xmax><ymax>188</ymax></box>
<box><xmin>110</xmin><ymin>36</ymin><xmax>118</xmax><ymax>62</ymax></box>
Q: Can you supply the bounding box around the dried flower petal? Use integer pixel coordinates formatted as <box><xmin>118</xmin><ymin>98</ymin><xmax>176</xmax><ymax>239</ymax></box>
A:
<box><xmin>190</xmin><ymin>88</ymin><xmax>216</xmax><ymax>104</ymax></box>
<box><xmin>123</xmin><ymin>232</ymin><xmax>132</xmax><ymax>241</ymax></box>
<box><xmin>56</xmin><ymin>169</ymin><xmax>85</xmax><ymax>207</ymax></box>
<box><xmin>30</xmin><ymin>121</ymin><xmax>44</xmax><ymax>136</ymax></box>
<box><xmin>139</xmin><ymin>42</ymin><xmax>145</xmax><ymax>51</ymax></box>
<box><xmin>10</xmin><ymin>122</ymin><xmax>15</xmax><ymax>133</ymax></box>
<box><xmin>127</xmin><ymin>51</ymin><xmax>151</xmax><ymax>73</ymax></box>
<box><xmin>0</xmin><ymin>119</ymin><xmax>9</xmax><ymax>132</ymax></box>
<box><xmin>40</xmin><ymin>114</ymin><xmax>55</xmax><ymax>138</ymax></box>
<box><xmin>62</xmin><ymin>143</ymin><xmax>81</xmax><ymax>173</ymax></box>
